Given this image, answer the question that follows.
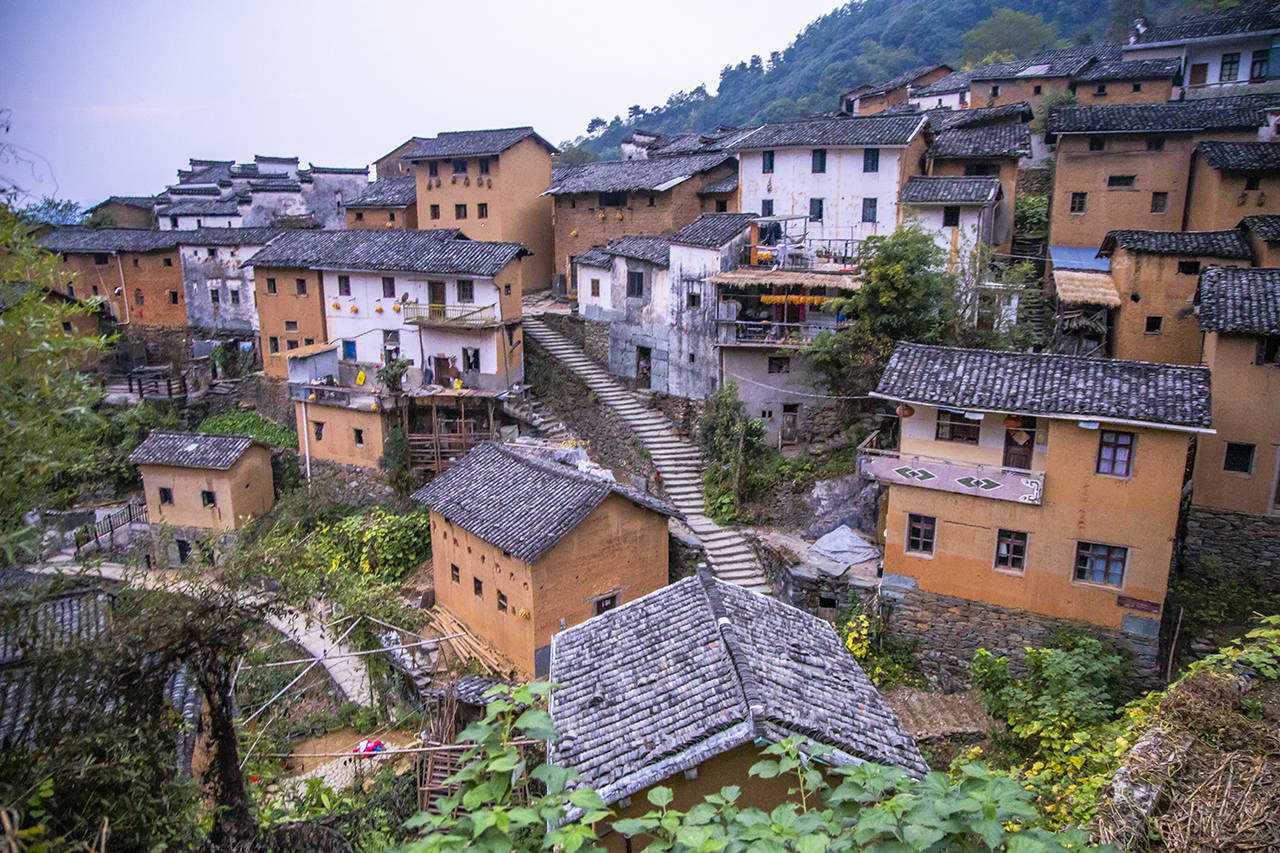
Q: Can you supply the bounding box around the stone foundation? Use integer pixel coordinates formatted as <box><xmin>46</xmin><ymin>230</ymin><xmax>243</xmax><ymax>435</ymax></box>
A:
<box><xmin>881</xmin><ymin>577</ymin><xmax>1161</xmax><ymax>692</ymax></box>
<box><xmin>1015</xmin><ymin>168</ymin><xmax>1052</xmax><ymax>197</ymax></box>
<box><xmin>653</xmin><ymin>393</ymin><xmax>706</xmax><ymax>440</ymax></box>
<box><xmin>583</xmin><ymin>319</ymin><xmax>609</xmax><ymax>369</ymax></box>
<box><xmin>1180</xmin><ymin>505</ymin><xmax>1280</xmax><ymax>590</ymax></box>
<box><xmin>754</xmin><ymin>531</ymin><xmax>869</xmax><ymax>619</ymax></box>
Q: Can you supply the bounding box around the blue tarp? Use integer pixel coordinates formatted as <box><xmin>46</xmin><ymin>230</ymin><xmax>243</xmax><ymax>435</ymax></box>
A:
<box><xmin>1049</xmin><ymin>245</ymin><xmax>1110</xmax><ymax>272</ymax></box>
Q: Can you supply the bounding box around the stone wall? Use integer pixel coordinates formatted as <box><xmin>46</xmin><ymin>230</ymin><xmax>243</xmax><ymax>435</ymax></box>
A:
<box><xmin>536</xmin><ymin>312</ymin><xmax>586</xmax><ymax>350</ymax></box>
<box><xmin>881</xmin><ymin>577</ymin><xmax>1162</xmax><ymax>692</ymax></box>
<box><xmin>652</xmin><ymin>393</ymin><xmax>706</xmax><ymax>440</ymax></box>
<box><xmin>583</xmin><ymin>318</ymin><xmax>610</xmax><ymax>370</ymax></box>
<box><xmin>1015</xmin><ymin>167</ymin><xmax>1053</xmax><ymax>197</ymax></box>
<box><xmin>1181</xmin><ymin>505</ymin><xmax>1280</xmax><ymax>590</ymax></box>
<box><xmin>753</xmin><ymin>531</ymin><xmax>864</xmax><ymax>618</ymax></box>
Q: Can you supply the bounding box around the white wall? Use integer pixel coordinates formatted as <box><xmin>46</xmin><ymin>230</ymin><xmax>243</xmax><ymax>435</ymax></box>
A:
<box><xmin>910</xmin><ymin>91</ymin><xmax>967</xmax><ymax>110</ymax></box>
<box><xmin>159</xmin><ymin>214</ymin><xmax>243</xmax><ymax>230</ymax></box>
<box><xmin>900</xmin><ymin>204</ymin><xmax>993</xmax><ymax>267</ymax></box>
<box><xmin>574</xmin><ymin>261</ymin><xmax>615</xmax><ymax>316</ymax></box>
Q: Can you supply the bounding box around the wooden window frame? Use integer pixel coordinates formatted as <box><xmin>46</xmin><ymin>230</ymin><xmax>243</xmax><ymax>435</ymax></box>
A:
<box><xmin>1073</xmin><ymin>541</ymin><xmax>1127</xmax><ymax>587</ymax></box>
<box><xmin>1095</xmin><ymin>430</ymin><xmax>1135</xmax><ymax>477</ymax></box>
<box><xmin>994</xmin><ymin>529</ymin><xmax>1028</xmax><ymax>573</ymax></box>
<box><xmin>935</xmin><ymin>410</ymin><xmax>980</xmax><ymax>444</ymax></box>
<box><xmin>906</xmin><ymin>513</ymin><xmax>936</xmax><ymax>556</ymax></box>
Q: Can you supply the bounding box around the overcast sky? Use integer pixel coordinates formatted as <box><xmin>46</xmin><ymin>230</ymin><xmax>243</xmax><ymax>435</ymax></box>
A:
<box><xmin>0</xmin><ymin>0</ymin><xmax>840</xmax><ymax>206</ymax></box>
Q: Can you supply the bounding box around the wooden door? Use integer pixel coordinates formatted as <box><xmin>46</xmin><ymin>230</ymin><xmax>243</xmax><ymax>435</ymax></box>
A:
<box><xmin>1189</xmin><ymin>63</ymin><xmax>1208</xmax><ymax>87</ymax></box>
<box><xmin>781</xmin><ymin>404</ymin><xmax>800</xmax><ymax>444</ymax></box>
<box><xmin>1003</xmin><ymin>416</ymin><xmax>1037</xmax><ymax>469</ymax></box>
<box><xmin>433</xmin><ymin>355</ymin><xmax>451</xmax><ymax>386</ymax></box>
<box><xmin>428</xmin><ymin>280</ymin><xmax>446</xmax><ymax>319</ymax></box>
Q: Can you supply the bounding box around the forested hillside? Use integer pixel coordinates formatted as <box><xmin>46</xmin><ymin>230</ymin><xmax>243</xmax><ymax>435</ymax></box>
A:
<box><xmin>573</xmin><ymin>0</ymin><xmax>1185</xmax><ymax>158</ymax></box>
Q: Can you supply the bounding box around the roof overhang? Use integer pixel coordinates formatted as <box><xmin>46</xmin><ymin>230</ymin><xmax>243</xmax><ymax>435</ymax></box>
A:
<box><xmin>868</xmin><ymin>391</ymin><xmax>1215</xmax><ymax>434</ymax></box>
<box><xmin>707</xmin><ymin>269</ymin><xmax>860</xmax><ymax>290</ymax></box>
<box><xmin>1123</xmin><ymin>28</ymin><xmax>1280</xmax><ymax>51</ymax></box>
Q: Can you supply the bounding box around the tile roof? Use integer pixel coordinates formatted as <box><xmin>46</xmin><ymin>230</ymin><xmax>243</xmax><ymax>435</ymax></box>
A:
<box><xmin>875</xmin><ymin>342</ymin><xmax>1212</xmax><ymax>429</ymax></box>
<box><xmin>698</xmin><ymin>173</ymin><xmax>739</xmax><ymax>194</ymax></box>
<box><xmin>857</xmin><ymin>64</ymin><xmax>952</xmax><ymax>98</ymax></box>
<box><xmin>602</xmin><ymin>235</ymin><xmax>671</xmax><ymax>268</ymax></box>
<box><xmin>942</xmin><ymin>101</ymin><xmax>1035</xmax><ymax>128</ymax></box>
<box><xmin>548</xmin><ymin>573</ymin><xmax>928</xmax><ymax>808</ymax></box>
<box><xmin>246</xmin><ymin>229</ymin><xmax>523</xmax><ymax>276</ymax></box>
<box><xmin>969</xmin><ymin>44</ymin><xmax>1124</xmax><ymax>81</ymax></box>
<box><xmin>728</xmin><ymin>114</ymin><xmax>926</xmax><ymax>149</ymax></box>
<box><xmin>1097</xmin><ymin>229</ymin><xmax>1254</xmax><ymax>259</ymax></box>
<box><xmin>128</xmin><ymin>430</ymin><xmax>260</xmax><ymax>469</ymax></box>
<box><xmin>1197</xmin><ymin>266</ymin><xmax>1280</xmax><ymax>335</ymax></box>
<box><xmin>1240</xmin><ymin>214</ymin><xmax>1280</xmax><ymax>242</ymax></box>
<box><xmin>671</xmin><ymin>212</ymin><xmax>756</xmax><ymax>248</ymax></box>
<box><xmin>912</xmin><ymin>69</ymin><xmax>974</xmax><ymax>97</ymax></box>
<box><xmin>1196</xmin><ymin>141</ymin><xmax>1280</xmax><ymax>172</ymax></box>
<box><xmin>171</xmin><ymin>227</ymin><xmax>283</xmax><ymax>246</ymax></box>
<box><xmin>410</xmin><ymin>443</ymin><xmax>676</xmax><ymax>562</ymax></box>
<box><xmin>900</xmin><ymin>175</ymin><xmax>1001</xmax><ymax>204</ymax></box>
<box><xmin>1128</xmin><ymin>3</ymin><xmax>1280</xmax><ymax>45</ymax></box>
<box><xmin>931</xmin><ymin>122</ymin><xmax>1032</xmax><ymax>159</ymax></box>
<box><xmin>402</xmin><ymin>127</ymin><xmax>557</xmax><ymax>160</ymax></box>
<box><xmin>545</xmin><ymin>154</ymin><xmax>736</xmax><ymax>195</ymax></box>
<box><xmin>346</xmin><ymin>177</ymin><xmax>417</xmax><ymax>208</ymax></box>
<box><xmin>647</xmin><ymin>126</ymin><xmax>754</xmax><ymax>157</ymax></box>
<box><xmin>1047</xmin><ymin>99</ymin><xmax>1274</xmax><ymax>133</ymax></box>
<box><xmin>1075</xmin><ymin>57</ymin><xmax>1184</xmax><ymax>81</ymax></box>
<box><xmin>88</xmin><ymin>195</ymin><xmax>155</xmax><ymax>212</ymax></box>
<box><xmin>573</xmin><ymin>246</ymin><xmax>613</xmax><ymax>268</ymax></box>
<box><xmin>156</xmin><ymin>198</ymin><xmax>242</xmax><ymax>216</ymax></box>
<box><xmin>38</xmin><ymin>227</ymin><xmax>179</xmax><ymax>254</ymax></box>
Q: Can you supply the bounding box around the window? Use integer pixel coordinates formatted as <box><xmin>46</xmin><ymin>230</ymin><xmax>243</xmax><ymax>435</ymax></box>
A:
<box><xmin>158</xmin><ymin>487</ymin><xmax>173</xmax><ymax>505</ymax></box>
<box><xmin>304</xmin><ymin>337</ymin><xmax>314</xmax><ymax>346</ymax></box>
<box><xmin>810</xmin><ymin>198</ymin><xmax>825</xmax><ymax>222</ymax></box>
<box><xmin>595</xmin><ymin>594</ymin><xmax>618</xmax><ymax>615</ymax></box>
<box><xmin>1107</xmin><ymin>175</ymin><xmax>1136</xmax><ymax>187</ymax></box>
<box><xmin>861</xmin><ymin>197</ymin><xmax>877</xmax><ymax>223</ymax></box>
<box><xmin>503</xmin><ymin>283</ymin><xmax>511</xmax><ymax>296</ymax></box>
<box><xmin>337</xmin><ymin>274</ymin><xmax>351</xmax><ymax>295</ymax></box>
<box><xmin>454</xmin><ymin>204</ymin><xmax>467</xmax><ymax>219</ymax></box>
<box><xmin>1033</xmin><ymin>84</ymin><xmax>1043</xmax><ymax>95</ymax></box>
<box><xmin>942</xmin><ymin>206</ymin><xmax>961</xmax><ymax>227</ymax></box>
<box><xmin>295</xmin><ymin>278</ymin><xmax>307</xmax><ymax>295</ymax></box>
<box><xmin>92</xmin><ymin>285</ymin><xmax>98</xmax><ymax>295</ymax></box>
<box><xmin>210</xmin><ymin>289</ymin><xmax>220</xmax><ymax>304</ymax></box>
<box><xmin>767</xmin><ymin>356</ymin><xmax>791</xmax><ymax>374</ymax></box>
<box><xmin>1251</xmin><ymin>49</ymin><xmax>1270</xmax><ymax>80</ymax></box>
<box><xmin>452</xmin><ymin>158</ymin><xmax>467</xmax><ymax>175</ymax></box>
<box><xmin>1074</xmin><ymin>542</ymin><xmax>1127</xmax><ymax>586</ymax></box>
<box><xmin>429</xmin><ymin>204</ymin><xmax>440</xmax><ymax>220</ymax></box>
<box><xmin>478</xmin><ymin>157</ymin><xmax>491</xmax><ymax>175</ymax></box>
<box><xmin>1146</xmin><ymin>136</ymin><xmax>1165</xmax><ymax>151</ymax></box>
<box><xmin>201</xmin><ymin>490</ymin><xmax>216</xmax><ymax>508</ymax></box>
<box><xmin>1246</xmin><ymin>175</ymin><xmax>1262</xmax><ymax>191</ymax></box>
<box><xmin>598</xmin><ymin>191</ymin><xmax>626</xmax><ymax>207</ymax></box>
<box><xmin>1095</xmin><ymin>84</ymin><xmax>1107</xmax><ymax>95</ymax></box>
<box><xmin>1257</xmin><ymin>335</ymin><xmax>1280</xmax><ymax>365</ymax></box>
<box><xmin>229</xmin><ymin>289</ymin><xmax>240</xmax><ymax>305</ymax></box>
<box><xmin>994</xmin><ymin>529</ymin><xmax>1028</xmax><ymax>572</ymax></box>
<box><xmin>284</xmin><ymin>320</ymin><xmax>298</xmax><ymax>331</ymax></box>
<box><xmin>134</xmin><ymin>288</ymin><xmax>144</xmax><ymax>306</ymax></box>
<box><xmin>162</xmin><ymin>257</ymin><xmax>173</xmax><ymax>267</ymax></box>
<box><xmin>761</xmin><ymin>150</ymin><xmax>775</xmax><ymax>173</ymax></box>
<box><xmin>1096</xmin><ymin>430</ymin><xmax>1135</xmax><ymax>476</ymax></box>
<box><xmin>342</xmin><ymin>339</ymin><xmax>356</xmax><ymax>360</ymax></box>
<box><xmin>497</xmin><ymin>590</ymin><xmax>508</xmax><ymax>612</ymax></box>
<box><xmin>1220</xmin><ymin>52</ymin><xmax>1240</xmax><ymax>82</ymax></box>
<box><xmin>93</xmin><ymin>252</ymin><xmax>108</xmax><ymax>266</ymax></box>
<box><xmin>1145</xmin><ymin>315</ymin><xmax>1163</xmax><ymax>334</ymax></box>
<box><xmin>1177</xmin><ymin>260</ymin><xmax>1201</xmax><ymax>275</ymax></box>
<box><xmin>647</xmin><ymin>195</ymin><xmax>655</xmax><ymax>207</ymax></box>
<box><xmin>1151</xmin><ymin>191</ymin><xmax>1168</xmax><ymax>213</ymax></box>
<box><xmin>687</xmin><ymin>291</ymin><xmax>701</xmax><ymax>309</ymax></box>
<box><xmin>964</xmin><ymin>162</ymin><xmax>999</xmax><ymax>176</ymax></box>
<box><xmin>1070</xmin><ymin>192</ymin><xmax>1088</xmax><ymax>214</ymax></box>
<box><xmin>382</xmin><ymin>276</ymin><xmax>395</xmax><ymax>298</ymax></box>
<box><xmin>353</xmin><ymin>211</ymin><xmax>364</xmax><ymax>221</ymax></box>
<box><xmin>760</xmin><ymin>198</ymin><xmax>774</xmax><ymax>217</ymax></box>
<box><xmin>428</xmin><ymin>161</ymin><xmax>439</xmax><ymax>178</ymax></box>
<box><xmin>312</xmin><ymin>421</ymin><xmax>324</xmax><ymax>440</ymax></box>
<box><xmin>811</xmin><ymin>149</ymin><xmax>827</xmax><ymax>173</ymax></box>
<box><xmin>936</xmin><ymin>410</ymin><xmax>980</xmax><ymax>444</ymax></box>
<box><xmin>863</xmin><ymin>147</ymin><xmax>879</xmax><ymax>172</ymax></box>
<box><xmin>906</xmin><ymin>514</ymin><xmax>936</xmax><ymax>555</ymax></box>
<box><xmin>626</xmin><ymin>270</ymin><xmax>644</xmax><ymax>298</ymax></box>
<box><xmin>590</xmin><ymin>278</ymin><xmax>600</xmax><ymax>297</ymax></box>
<box><xmin>348</xmin><ymin>427</ymin><xmax>363</xmax><ymax>449</ymax></box>
<box><xmin>1133</xmin><ymin>82</ymin><xmax>1143</xmax><ymax>92</ymax></box>
<box><xmin>266</xmin><ymin>277</ymin><xmax>277</xmax><ymax>294</ymax></box>
<box><xmin>473</xmin><ymin>578</ymin><xmax>483</xmax><ymax>597</ymax></box>
<box><xmin>268</xmin><ymin>336</ymin><xmax>279</xmax><ymax>353</ymax></box>
<box><xmin>169</xmin><ymin>290</ymin><xmax>179</xmax><ymax>305</ymax></box>
<box><xmin>1224</xmin><ymin>442</ymin><xmax>1256</xmax><ymax>473</ymax></box>
<box><xmin>990</xmin><ymin>84</ymin><xmax>1000</xmax><ymax>98</ymax></box>
<box><xmin>169</xmin><ymin>215</ymin><xmax>179</xmax><ymax>228</ymax></box>
<box><xmin>1088</xmin><ymin>136</ymin><xmax>1106</xmax><ymax>151</ymax></box>
<box><xmin>61</xmin><ymin>320</ymin><xmax>71</xmax><ymax>331</ymax></box>
<box><xmin>450</xmin><ymin>564</ymin><xmax>460</xmax><ymax>583</ymax></box>
<box><xmin>286</xmin><ymin>339</ymin><xmax>298</xmax><ymax>350</ymax></box>
<box><xmin>457</xmin><ymin>280</ymin><xmax>474</xmax><ymax>303</ymax></box>
<box><xmin>462</xmin><ymin>347</ymin><xmax>480</xmax><ymax>371</ymax></box>
<box><xmin>388</xmin><ymin>211</ymin><xmax>396</xmax><ymax>222</ymax></box>
<box><xmin>715</xmin><ymin>199</ymin><xmax>728</xmax><ymax>212</ymax></box>
<box><xmin>477</xmin><ymin>203</ymin><xmax>488</xmax><ymax>219</ymax></box>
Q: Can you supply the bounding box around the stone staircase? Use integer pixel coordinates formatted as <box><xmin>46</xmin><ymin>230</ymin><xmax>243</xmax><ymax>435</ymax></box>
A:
<box><xmin>523</xmin><ymin>316</ymin><xmax>771</xmax><ymax>594</ymax></box>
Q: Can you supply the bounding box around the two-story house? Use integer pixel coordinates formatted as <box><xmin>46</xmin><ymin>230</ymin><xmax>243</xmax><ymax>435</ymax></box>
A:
<box><xmin>841</xmin><ymin>64</ymin><xmax>953</xmax><ymax>115</ymax></box>
<box><xmin>85</xmin><ymin>196</ymin><xmax>155</xmax><ymax>229</ymax></box>
<box><xmin>412</xmin><ymin>441</ymin><xmax>676</xmax><ymax>676</ymax></box>
<box><xmin>175</xmin><ymin>227</ymin><xmax>280</xmax><ymax>334</ymax></box>
<box><xmin>909</xmin><ymin>70</ymin><xmax>973</xmax><ymax>110</ymax></box>
<box><xmin>1122</xmin><ymin>5</ymin><xmax>1280</xmax><ymax>95</ymax></box>
<box><xmin>898</xmin><ymin>175</ymin><xmax>1001</xmax><ymax>266</ymax></box>
<box><xmin>1241</xmin><ymin>213</ymin><xmax>1280</xmax><ymax>264</ymax></box>
<box><xmin>1184</xmin><ymin>141</ymin><xmax>1280</xmax><ymax>231</ymax></box>
<box><xmin>730</xmin><ymin>114</ymin><xmax>930</xmax><ymax>256</ymax></box>
<box><xmin>860</xmin><ymin>342</ymin><xmax>1212</xmax><ymax>686</ymax></box>
<box><xmin>403</xmin><ymin>127</ymin><xmax>556</xmax><ymax>290</ymax></box>
<box><xmin>344</xmin><ymin>177</ymin><xmax>418</xmax><ymax>229</ymax></box>
<box><xmin>38</xmin><ymin>228</ymin><xmax>186</xmax><ymax>328</ymax></box>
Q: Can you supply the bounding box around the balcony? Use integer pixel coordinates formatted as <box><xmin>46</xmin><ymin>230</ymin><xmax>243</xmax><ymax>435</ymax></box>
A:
<box><xmin>857</xmin><ymin>431</ymin><xmax>1044</xmax><ymax>505</ymax></box>
<box><xmin>715</xmin><ymin>319</ymin><xmax>843</xmax><ymax>347</ymax></box>
<box><xmin>402</xmin><ymin>303</ymin><xmax>498</xmax><ymax>328</ymax></box>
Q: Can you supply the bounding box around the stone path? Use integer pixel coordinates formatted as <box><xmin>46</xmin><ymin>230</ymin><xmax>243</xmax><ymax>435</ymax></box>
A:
<box><xmin>523</xmin><ymin>316</ymin><xmax>771</xmax><ymax>594</ymax></box>
<box><xmin>31</xmin><ymin>555</ymin><xmax>375</xmax><ymax>705</ymax></box>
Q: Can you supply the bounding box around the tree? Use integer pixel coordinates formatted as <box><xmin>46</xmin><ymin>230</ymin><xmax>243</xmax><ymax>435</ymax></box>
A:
<box><xmin>697</xmin><ymin>384</ymin><xmax>771</xmax><ymax>523</ymax></box>
<box><xmin>586</xmin><ymin>117</ymin><xmax>607</xmax><ymax>135</ymax></box>
<box><xmin>14</xmin><ymin>195</ymin><xmax>84</xmax><ymax>226</ymax></box>
<box><xmin>627</xmin><ymin>104</ymin><xmax>646</xmax><ymax>121</ymax></box>
<box><xmin>85</xmin><ymin>207</ymin><xmax>116</xmax><ymax>229</ymax></box>
<box><xmin>961</xmin><ymin>10</ymin><xmax>1066</xmax><ymax>64</ymax></box>
<box><xmin>1105</xmin><ymin>0</ymin><xmax>1149</xmax><ymax>42</ymax></box>
<box><xmin>555</xmin><ymin>144</ymin><xmax>600</xmax><ymax>166</ymax></box>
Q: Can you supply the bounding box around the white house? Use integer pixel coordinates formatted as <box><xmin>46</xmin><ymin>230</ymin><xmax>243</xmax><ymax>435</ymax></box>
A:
<box><xmin>909</xmin><ymin>71</ymin><xmax>972</xmax><ymax>110</ymax></box>
<box><xmin>898</xmin><ymin>175</ymin><xmax>1001</xmax><ymax>267</ymax></box>
<box><xmin>1123</xmin><ymin>6</ymin><xmax>1280</xmax><ymax>95</ymax></box>
<box><xmin>176</xmin><ymin>227</ymin><xmax>280</xmax><ymax>333</ymax></box>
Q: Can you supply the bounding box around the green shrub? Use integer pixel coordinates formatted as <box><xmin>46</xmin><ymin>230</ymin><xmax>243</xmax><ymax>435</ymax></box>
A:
<box><xmin>1015</xmin><ymin>194</ymin><xmax>1050</xmax><ymax>235</ymax></box>
<box><xmin>837</xmin><ymin>595</ymin><xmax>925</xmax><ymax>689</ymax></box>
<box><xmin>200</xmin><ymin>410</ymin><xmax>298</xmax><ymax>449</ymax></box>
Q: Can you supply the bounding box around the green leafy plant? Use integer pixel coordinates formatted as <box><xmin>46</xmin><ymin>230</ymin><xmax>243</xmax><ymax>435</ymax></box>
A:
<box><xmin>1014</xmin><ymin>195</ymin><xmax>1049</xmax><ymax>235</ymax></box>
<box><xmin>379</xmin><ymin>426</ymin><xmax>416</xmax><ymax>498</ymax></box>
<box><xmin>377</xmin><ymin>357</ymin><xmax>411</xmax><ymax>393</ymax></box>
<box><xmin>200</xmin><ymin>409</ymin><xmax>299</xmax><ymax>449</ymax></box>
<box><xmin>838</xmin><ymin>596</ymin><xmax>926</xmax><ymax>689</ymax></box>
<box><xmin>698</xmin><ymin>384</ymin><xmax>769</xmax><ymax>524</ymax></box>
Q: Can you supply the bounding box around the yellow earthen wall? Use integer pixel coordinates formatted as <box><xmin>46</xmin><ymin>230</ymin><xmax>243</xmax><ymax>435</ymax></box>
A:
<box><xmin>141</xmin><ymin>446</ymin><xmax>274</xmax><ymax>531</ymax></box>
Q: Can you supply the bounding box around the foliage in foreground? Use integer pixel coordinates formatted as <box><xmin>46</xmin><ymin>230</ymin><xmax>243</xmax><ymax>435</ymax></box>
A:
<box><xmin>398</xmin><ymin>683</ymin><xmax>1110</xmax><ymax>852</ymax></box>
<box><xmin>200</xmin><ymin>409</ymin><xmax>299</xmax><ymax>449</ymax></box>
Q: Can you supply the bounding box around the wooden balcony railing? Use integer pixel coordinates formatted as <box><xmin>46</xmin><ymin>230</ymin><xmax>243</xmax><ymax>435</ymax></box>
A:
<box><xmin>716</xmin><ymin>319</ymin><xmax>843</xmax><ymax>346</ymax></box>
<box><xmin>402</xmin><ymin>303</ymin><xmax>498</xmax><ymax>328</ymax></box>
<box><xmin>857</xmin><ymin>431</ymin><xmax>1045</xmax><ymax>505</ymax></box>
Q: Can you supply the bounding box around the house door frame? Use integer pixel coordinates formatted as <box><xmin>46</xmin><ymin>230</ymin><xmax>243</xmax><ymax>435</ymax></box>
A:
<box><xmin>1003</xmin><ymin>415</ymin><xmax>1037</xmax><ymax>469</ymax></box>
<box><xmin>635</xmin><ymin>346</ymin><xmax>652</xmax><ymax>389</ymax></box>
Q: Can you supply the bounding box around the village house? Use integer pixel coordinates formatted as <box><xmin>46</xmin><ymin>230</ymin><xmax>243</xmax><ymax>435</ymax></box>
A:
<box><xmin>129</xmin><ymin>430</ymin><xmax>275</xmax><ymax>564</ymax></box>
<box><xmin>898</xmin><ymin>175</ymin><xmax>1001</xmax><ymax>265</ymax></box>
<box><xmin>85</xmin><ymin>195</ymin><xmax>155</xmax><ymax>229</ymax></box>
<box><xmin>1095</xmin><ymin>228</ymin><xmax>1255</xmax><ymax>363</ymax></box>
<box><xmin>548</xmin><ymin>572</ymin><xmax>928</xmax><ymax>851</ymax></box>
<box><xmin>1070</xmin><ymin>57</ymin><xmax>1184</xmax><ymax>106</ymax></box>
<box><xmin>841</xmin><ymin>63</ymin><xmax>953</xmax><ymax>115</ymax></box>
<box><xmin>38</xmin><ymin>227</ymin><xmax>186</xmax><ymax>328</ymax></box>
<box><xmin>967</xmin><ymin>46</ymin><xmax>1111</xmax><ymax>111</ymax></box>
<box><xmin>1122</xmin><ymin>4</ymin><xmax>1280</xmax><ymax>96</ymax></box>
<box><xmin>860</xmin><ymin>342</ymin><xmax>1213</xmax><ymax>686</ymax></box>
<box><xmin>247</xmin><ymin>228</ymin><xmax>527</xmax><ymax>386</ymax></box>
<box><xmin>1044</xmin><ymin>98</ymin><xmax>1276</xmax><ymax>252</ymax></box>
<box><xmin>174</xmin><ymin>227</ymin><xmax>280</xmax><ymax>334</ymax></box>
<box><xmin>1185</xmin><ymin>266</ymin><xmax>1280</xmax><ymax>584</ymax></box>
<box><xmin>412</xmin><ymin>442</ymin><xmax>677</xmax><ymax>677</ymax></box>
<box><xmin>730</xmin><ymin>113</ymin><xmax>930</xmax><ymax>256</ymax></box>
<box><xmin>909</xmin><ymin>70</ymin><xmax>972</xmax><ymax>110</ymax></box>
<box><xmin>344</xmin><ymin>177</ymin><xmax>418</xmax><ymax>229</ymax></box>
<box><xmin>545</xmin><ymin>153</ymin><xmax>739</xmax><ymax>285</ymax></box>
<box><xmin>403</xmin><ymin>127</ymin><xmax>556</xmax><ymax>290</ymax></box>
<box><xmin>620</xmin><ymin>125</ymin><xmax>751</xmax><ymax>160</ymax></box>
<box><xmin>373</xmin><ymin>137</ymin><xmax>426</xmax><ymax>180</ymax></box>
<box><xmin>1184</xmin><ymin>141</ymin><xmax>1280</xmax><ymax>231</ymax></box>
<box><xmin>1241</xmin><ymin>213</ymin><xmax>1280</xmax><ymax>264</ymax></box>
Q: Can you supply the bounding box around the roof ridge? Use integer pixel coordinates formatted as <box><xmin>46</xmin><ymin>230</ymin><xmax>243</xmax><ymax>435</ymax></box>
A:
<box><xmin>697</xmin><ymin>572</ymin><xmax>765</xmax><ymax>736</ymax></box>
<box><xmin>896</xmin><ymin>340</ymin><xmax>1211</xmax><ymax>371</ymax></box>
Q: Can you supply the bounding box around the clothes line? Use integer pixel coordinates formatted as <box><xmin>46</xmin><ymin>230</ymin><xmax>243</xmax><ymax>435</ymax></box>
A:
<box><xmin>724</xmin><ymin>372</ymin><xmax>875</xmax><ymax>401</ymax></box>
<box><xmin>243</xmin><ymin>634</ymin><xmax>465</xmax><ymax>669</ymax></box>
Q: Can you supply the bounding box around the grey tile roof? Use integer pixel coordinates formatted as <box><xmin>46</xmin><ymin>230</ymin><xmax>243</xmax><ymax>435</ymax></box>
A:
<box><xmin>1240</xmin><ymin>214</ymin><xmax>1280</xmax><ymax>242</ymax></box>
<box><xmin>410</xmin><ymin>443</ymin><xmax>676</xmax><ymax>563</ymax></box>
<box><xmin>128</xmin><ymin>430</ymin><xmax>258</xmax><ymax>470</ymax></box>
<box><xmin>900</xmin><ymin>175</ymin><xmax>1001</xmax><ymax>204</ymax></box>
<box><xmin>1097</xmin><ymin>229</ymin><xmax>1254</xmax><ymax>259</ymax></box>
<box><xmin>603</xmin><ymin>235</ymin><xmax>671</xmax><ymax>267</ymax></box>
<box><xmin>1047</xmin><ymin>99</ymin><xmax>1274</xmax><ymax>133</ymax></box>
<box><xmin>88</xmin><ymin>195</ymin><xmax>156</xmax><ymax>212</ymax></box>
<box><xmin>1196</xmin><ymin>141</ymin><xmax>1280</xmax><ymax>172</ymax></box>
<box><xmin>402</xmin><ymin>127</ymin><xmax>557</xmax><ymax>160</ymax></box>
<box><xmin>156</xmin><ymin>198</ymin><xmax>242</xmax><ymax>216</ymax></box>
<box><xmin>1075</xmin><ymin>58</ymin><xmax>1184</xmax><ymax>82</ymax></box>
<box><xmin>545</xmin><ymin>154</ymin><xmax>736</xmax><ymax>195</ymax></box>
<box><xmin>249</xmin><ymin>180</ymin><xmax>302</xmax><ymax>193</ymax></box>
<box><xmin>931</xmin><ymin>122</ymin><xmax>1032</xmax><ymax>159</ymax></box>
<box><xmin>171</xmin><ymin>227</ymin><xmax>282</xmax><ymax>247</ymax></box>
<box><xmin>1129</xmin><ymin>3</ymin><xmax>1280</xmax><ymax>45</ymax></box>
<box><xmin>912</xmin><ymin>70</ymin><xmax>974</xmax><ymax>97</ymax></box>
<box><xmin>167</xmin><ymin>184</ymin><xmax>225</xmax><ymax>196</ymax></box>
<box><xmin>857</xmin><ymin>64</ymin><xmax>952</xmax><ymax>98</ymax></box>
<box><xmin>647</xmin><ymin>126</ymin><xmax>754</xmax><ymax>157</ymax></box>
<box><xmin>671</xmin><ymin>213</ymin><xmax>756</xmax><ymax>248</ymax></box>
<box><xmin>943</xmin><ymin>101</ymin><xmax>1035</xmax><ymax>128</ymax></box>
<box><xmin>969</xmin><ymin>44</ymin><xmax>1123</xmax><ymax>81</ymax></box>
<box><xmin>1197</xmin><ymin>266</ymin><xmax>1280</xmax><ymax>335</ymax></box>
<box><xmin>698</xmin><ymin>173</ymin><xmax>739</xmax><ymax>194</ymax></box>
<box><xmin>573</xmin><ymin>246</ymin><xmax>613</xmax><ymax>268</ymax></box>
<box><xmin>246</xmin><ymin>229</ymin><xmax>523</xmax><ymax>276</ymax></box>
<box><xmin>38</xmin><ymin>227</ymin><xmax>178</xmax><ymax>254</ymax></box>
<box><xmin>729</xmin><ymin>114</ymin><xmax>925</xmax><ymax>149</ymax></box>
<box><xmin>875</xmin><ymin>342</ymin><xmax>1212</xmax><ymax>429</ymax></box>
<box><xmin>346</xmin><ymin>177</ymin><xmax>417</xmax><ymax>208</ymax></box>
<box><xmin>548</xmin><ymin>573</ymin><xmax>928</xmax><ymax>808</ymax></box>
